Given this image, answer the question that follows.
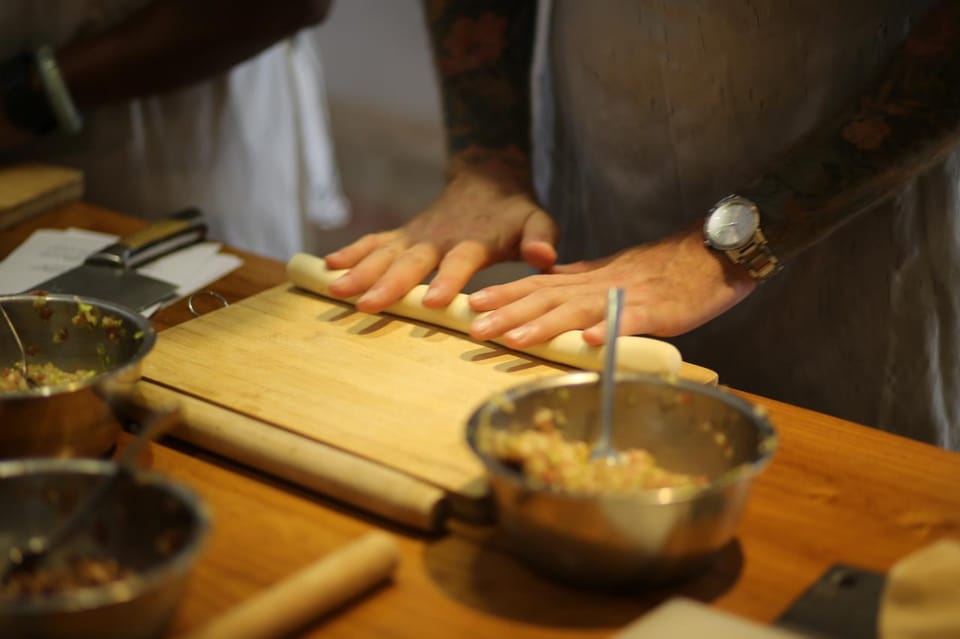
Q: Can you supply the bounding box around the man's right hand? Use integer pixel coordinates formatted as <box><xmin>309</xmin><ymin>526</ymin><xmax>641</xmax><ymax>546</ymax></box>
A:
<box><xmin>324</xmin><ymin>147</ymin><xmax>558</xmax><ymax>314</ymax></box>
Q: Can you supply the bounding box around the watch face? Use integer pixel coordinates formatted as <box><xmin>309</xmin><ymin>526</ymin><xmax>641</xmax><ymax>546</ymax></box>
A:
<box><xmin>705</xmin><ymin>198</ymin><xmax>759</xmax><ymax>250</ymax></box>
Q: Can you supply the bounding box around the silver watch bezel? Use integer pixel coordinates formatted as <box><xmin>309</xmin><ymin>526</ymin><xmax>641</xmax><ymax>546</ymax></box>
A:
<box><xmin>703</xmin><ymin>195</ymin><xmax>760</xmax><ymax>251</ymax></box>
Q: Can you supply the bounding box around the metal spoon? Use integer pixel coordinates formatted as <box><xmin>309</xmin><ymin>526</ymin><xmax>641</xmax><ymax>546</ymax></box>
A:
<box><xmin>0</xmin><ymin>303</ymin><xmax>37</xmax><ymax>388</ymax></box>
<box><xmin>1</xmin><ymin>398</ymin><xmax>181</xmax><ymax>583</ymax></box>
<box><xmin>591</xmin><ymin>287</ymin><xmax>624</xmax><ymax>461</ymax></box>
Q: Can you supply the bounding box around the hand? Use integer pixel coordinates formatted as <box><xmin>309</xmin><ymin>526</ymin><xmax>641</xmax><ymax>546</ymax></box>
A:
<box><xmin>466</xmin><ymin>226</ymin><xmax>758</xmax><ymax>347</ymax></box>
<box><xmin>324</xmin><ymin>147</ymin><xmax>558</xmax><ymax>313</ymax></box>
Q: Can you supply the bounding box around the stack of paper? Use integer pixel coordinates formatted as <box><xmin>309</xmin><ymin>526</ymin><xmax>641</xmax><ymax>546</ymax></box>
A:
<box><xmin>0</xmin><ymin>227</ymin><xmax>243</xmax><ymax>316</ymax></box>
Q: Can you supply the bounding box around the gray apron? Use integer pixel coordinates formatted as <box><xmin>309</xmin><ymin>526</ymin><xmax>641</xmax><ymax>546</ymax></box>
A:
<box><xmin>534</xmin><ymin>0</ymin><xmax>958</xmax><ymax>447</ymax></box>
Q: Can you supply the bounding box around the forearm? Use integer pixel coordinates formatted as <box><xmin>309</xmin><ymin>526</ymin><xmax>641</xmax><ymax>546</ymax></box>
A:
<box><xmin>423</xmin><ymin>0</ymin><xmax>536</xmax><ymax>173</ymax></box>
<box><xmin>54</xmin><ymin>0</ymin><xmax>331</xmax><ymax>109</ymax></box>
<box><xmin>741</xmin><ymin>0</ymin><xmax>960</xmax><ymax>262</ymax></box>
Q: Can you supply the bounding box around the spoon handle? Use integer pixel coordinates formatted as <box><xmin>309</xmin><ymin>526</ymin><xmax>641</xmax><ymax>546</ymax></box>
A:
<box><xmin>595</xmin><ymin>288</ymin><xmax>624</xmax><ymax>457</ymax></box>
<box><xmin>0</xmin><ymin>303</ymin><xmax>30</xmax><ymax>382</ymax></box>
<box><xmin>43</xmin><ymin>402</ymin><xmax>181</xmax><ymax>551</ymax></box>
<box><xmin>2</xmin><ymin>399</ymin><xmax>181</xmax><ymax>580</ymax></box>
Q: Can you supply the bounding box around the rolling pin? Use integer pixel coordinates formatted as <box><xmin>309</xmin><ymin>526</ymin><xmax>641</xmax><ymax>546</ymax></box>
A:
<box><xmin>137</xmin><ymin>383</ymin><xmax>448</xmax><ymax>533</ymax></box>
<box><xmin>286</xmin><ymin>253</ymin><xmax>682</xmax><ymax>376</ymax></box>
<box><xmin>180</xmin><ymin>531</ymin><xmax>399</xmax><ymax>639</ymax></box>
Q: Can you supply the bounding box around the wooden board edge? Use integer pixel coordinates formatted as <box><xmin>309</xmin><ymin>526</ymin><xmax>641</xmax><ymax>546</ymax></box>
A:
<box><xmin>135</xmin><ymin>381</ymin><xmax>488</xmax><ymax>532</ymax></box>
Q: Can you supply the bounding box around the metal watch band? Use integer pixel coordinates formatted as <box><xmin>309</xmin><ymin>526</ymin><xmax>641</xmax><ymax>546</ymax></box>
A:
<box><xmin>726</xmin><ymin>228</ymin><xmax>782</xmax><ymax>282</ymax></box>
<box><xmin>33</xmin><ymin>45</ymin><xmax>83</xmax><ymax>135</ymax></box>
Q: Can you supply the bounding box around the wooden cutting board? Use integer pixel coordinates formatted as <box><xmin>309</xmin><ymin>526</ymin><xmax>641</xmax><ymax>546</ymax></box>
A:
<box><xmin>142</xmin><ymin>283</ymin><xmax>717</xmax><ymax>499</ymax></box>
<box><xmin>0</xmin><ymin>164</ymin><xmax>83</xmax><ymax>229</ymax></box>
<box><xmin>143</xmin><ymin>283</ymin><xmax>571</xmax><ymax>495</ymax></box>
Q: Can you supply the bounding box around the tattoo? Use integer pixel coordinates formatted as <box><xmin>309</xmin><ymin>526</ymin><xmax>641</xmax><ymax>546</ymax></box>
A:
<box><xmin>423</xmin><ymin>0</ymin><xmax>536</xmax><ymax>160</ymax></box>
<box><xmin>741</xmin><ymin>1</ymin><xmax>960</xmax><ymax>262</ymax></box>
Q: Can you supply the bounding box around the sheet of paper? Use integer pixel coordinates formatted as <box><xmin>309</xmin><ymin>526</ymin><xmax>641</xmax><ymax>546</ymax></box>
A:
<box><xmin>0</xmin><ymin>228</ymin><xmax>243</xmax><ymax>316</ymax></box>
<box><xmin>0</xmin><ymin>228</ymin><xmax>113</xmax><ymax>293</ymax></box>
<box><xmin>615</xmin><ymin>598</ymin><xmax>810</xmax><ymax>639</ymax></box>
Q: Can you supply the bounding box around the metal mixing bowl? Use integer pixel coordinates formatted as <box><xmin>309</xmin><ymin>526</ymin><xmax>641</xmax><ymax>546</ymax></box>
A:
<box><xmin>0</xmin><ymin>294</ymin><xmax>157</xmax><ymax>458</ymax></box>
<box><xmin>466</xmin><ymin>372</ymin><xmax>777</xmax><ymax>588</ymax></box>
<box><xmin>0</xmin><ymin>458</ymin><xmax>210</xmax><ymax>639</ymax></box>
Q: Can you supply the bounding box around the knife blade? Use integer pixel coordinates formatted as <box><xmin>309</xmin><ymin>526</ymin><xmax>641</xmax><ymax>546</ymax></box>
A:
<box><xmin>28</xmin><ymin>208</ymin><xmax>207</xmax><ymax>312</ymax></box>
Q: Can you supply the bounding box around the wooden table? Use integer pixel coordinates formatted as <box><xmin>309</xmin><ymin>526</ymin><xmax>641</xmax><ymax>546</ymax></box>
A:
<box><xmin>4</xmin><ymin>202</ymin><xmax>960</xmax><ymax>638</ymax></box>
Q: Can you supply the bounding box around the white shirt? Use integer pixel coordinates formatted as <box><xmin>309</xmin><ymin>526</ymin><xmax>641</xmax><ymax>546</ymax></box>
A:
<box><xmin>0</xmin><ymin>0</ymin><xmax>348</xmax><ymax>260</ymax></box>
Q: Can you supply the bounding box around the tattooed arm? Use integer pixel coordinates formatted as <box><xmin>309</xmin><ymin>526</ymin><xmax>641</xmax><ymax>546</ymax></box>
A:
<box><xmin>428</xmin><ymin>0</ymin><xmax>535</xmax><ymax>156</ymax></box>
<box><xmin>745</xmin><ymin>1</ymin><xmax>960</xmax><ymax>260</ymax></box>
<box><xmin>324</xmin><ymin>0</ymin><xmax>555</xmax><ymax>312</ymax></box>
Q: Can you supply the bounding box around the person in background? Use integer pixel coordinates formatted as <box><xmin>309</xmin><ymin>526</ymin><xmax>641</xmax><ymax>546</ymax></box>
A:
<box><xmin>325</xmin><ymin>0</ymin><xmax>960</xmax><ymax>449</ymax></box>
<box><xmin>0</xmin><ymin>0</ymin><xmax>348</xmax><ymax>260</ymax></box>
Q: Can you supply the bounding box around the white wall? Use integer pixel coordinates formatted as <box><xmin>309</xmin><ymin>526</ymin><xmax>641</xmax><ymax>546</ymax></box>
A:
<box><xmin>314</xmin><ymin>0</ymin><xmax>445</xmax><ymax>225</ymax></box>
<box><xmin>310</xmin><ymin>0</ymin><xmax>529</xmax><ymax>288</ymax></box>
<box><xmin>317</xmin><ymin>0</ymin><xmax>442</xmax><ymax>123</ymax></box>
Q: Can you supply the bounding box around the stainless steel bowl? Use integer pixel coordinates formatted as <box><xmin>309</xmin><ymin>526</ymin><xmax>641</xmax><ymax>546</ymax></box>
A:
<box><xmin>466</xmin><ymin>372</ymin><xmax>777</xmax><ymax>588</ymax></box>
<box><xmin>0</xmin><ymin>294</ymin><xmax>157</xmax><ymax>458</ymax></box>
<box><xmin>0</xmin><ymin>458</ymin><xmax>210</xmax><ymax>639</ymax></box>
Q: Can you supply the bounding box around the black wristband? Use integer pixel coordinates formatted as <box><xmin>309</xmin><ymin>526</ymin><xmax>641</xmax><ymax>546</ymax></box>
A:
<box><xmin>0</xmin><ymin>52</ymin><xmax>58</xmax><ymax>136</ymax></box>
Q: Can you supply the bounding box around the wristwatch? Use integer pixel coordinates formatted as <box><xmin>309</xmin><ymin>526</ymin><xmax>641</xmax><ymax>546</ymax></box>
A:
<box><xmin>703</xmin><ymin>195</ymin><xmax>782</xmax><ymax>282</ymax></box>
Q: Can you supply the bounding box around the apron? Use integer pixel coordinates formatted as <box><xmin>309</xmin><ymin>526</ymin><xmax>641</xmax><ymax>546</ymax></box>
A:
<box><xmin>534</xmin><ymin>0</ymin><xmax>959</xmax><ymax>447</ymax></box>
<box><xmin>0</xmin><ymin>0</ymin><xmax>347</xmax><ymax>260</ymax></box>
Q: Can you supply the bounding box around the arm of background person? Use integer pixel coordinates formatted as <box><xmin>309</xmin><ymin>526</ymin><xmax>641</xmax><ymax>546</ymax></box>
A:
<box><xmin>323</xmin><ymin>0</ymin><xmax>556</xmax><ymax>313</ymax></box>
<box><xmin>468</xmin><ymin>0</ymin><xmax>960</xmax><ymax>348</ymax></box>
<box><xmin>56</xmin><ymin>0</ymin><xmax>332</xmax><ymax>109</ymax></box>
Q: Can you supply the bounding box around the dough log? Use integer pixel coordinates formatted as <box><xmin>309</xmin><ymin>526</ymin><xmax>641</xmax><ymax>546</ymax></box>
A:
<box><xmin>287</xmin><ymin>253</ymin><xmax>682</xmax><ymax>376</ymax></box>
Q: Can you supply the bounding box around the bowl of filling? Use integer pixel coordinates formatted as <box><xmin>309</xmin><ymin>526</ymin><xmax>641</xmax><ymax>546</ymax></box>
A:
<box><xmin>0</xmin><ymin>294</ymin><xmax>157</xmax><ymax>459</ymax></box>
<box><xmin>466</xmin><ymin>371</ymin><xmax>777</xmax><ymax>587</ymax></box>
<box><xmin>0</xmin><ymin>458</ymin><xmax>209</xmax><ymax>639</ymax></box>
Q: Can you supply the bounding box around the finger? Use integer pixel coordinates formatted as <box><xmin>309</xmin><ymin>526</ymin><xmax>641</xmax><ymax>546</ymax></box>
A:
<box><xmin>520</xmin><ymin>210</ymin><xmax>559</xmax><ymax>270</ymax></box>
<box><xmin>471</xmin><ymin>289</ymin><xmax>598</xmax><ymax>344</ymax></box>
<box><xmin>499</xmin><ymin>297</ymin><xmax>607</xmax><ymax>349</ymax></box>
<box><xmin>468</xmin><ymin>275</ymin><xmax>548</xmax><ymax>312</ymax></box>
<box><xmin>581</xmin><ymin>305</ymin><xmax>655</xmax><ymax>345</ymax></box>
<box><xmin>470</xmin><ymin>288</ymin><xmax>562</xmax><ymax>340</ymax></box>
<box><xmin>326</xmin><ymin>246</ymin><xmax>399</xmax><ymax>298</ymax></box>
<box><xmin>521</xmin><ymin>240</ymin><xmax>558</xmax><ymax>271</ymax></box>
<box><xmin>423</xmin><ymin>241</ymin><xmax>489</xmax><ymax>307</ymax></box>
<box><xmin>355</xmin><ymin>243</ymin><xmax>440</xmax><ymax>313</ymax></box>
<box><xmin>324</xmin><ymin>233</ymin><xmax>388</xmax><ymax>269</ymax></box>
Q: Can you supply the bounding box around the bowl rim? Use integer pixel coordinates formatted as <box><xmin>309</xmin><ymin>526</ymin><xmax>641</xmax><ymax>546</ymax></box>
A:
<box><xmin>465</xmin><ymin>371</ymin><xmax>778</xmax><ymax>505</ymax></box>
<box><xmin>0</xmin><ymin>458</ymin><xmax>210</xmax><ymax>615</ymax></box>
<box><xmin>0</xmin><ymin>293</ymin><xmax>157</xmax><ymax>399</ymax></box>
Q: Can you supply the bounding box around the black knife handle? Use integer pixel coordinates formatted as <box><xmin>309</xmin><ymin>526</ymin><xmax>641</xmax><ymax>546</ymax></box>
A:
<box><xmin>85</xmin><ymin>208</ymin><xmax>208</xmax><ymax>269</ymax></box>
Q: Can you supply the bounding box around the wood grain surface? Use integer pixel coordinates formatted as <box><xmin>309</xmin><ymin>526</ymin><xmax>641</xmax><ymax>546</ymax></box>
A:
<box><xmin>142</xmin><ymin>282</ymin><xmax>569</xmax><ymax>494</ymax></box>
<box><xmin>0</xmin><ymin>164</ymin><xmax>83</xmax><ymax>230</ymax></box>
<box><xmin>136</xmin><ymin>381</ymin><xmax>449</xmax><ymax>532</ymax></box>
<box><xmin>3</xmin><ymin>203</ymin><xmax>960</xmax><ymax>639</ymax></box>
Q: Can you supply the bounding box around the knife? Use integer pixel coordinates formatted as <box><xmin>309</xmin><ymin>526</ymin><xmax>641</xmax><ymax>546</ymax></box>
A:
<box><xmin>28</xmin><ymin>208</ymin><xmax>208</xmax><ymax>312</ymax></box>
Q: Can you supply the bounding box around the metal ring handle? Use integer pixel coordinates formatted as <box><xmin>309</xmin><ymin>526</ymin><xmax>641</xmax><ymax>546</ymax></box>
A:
<box><xmin>187</xmin><ymin>290</ymin><xmax>229</xmax><ymax>317</ymax></box>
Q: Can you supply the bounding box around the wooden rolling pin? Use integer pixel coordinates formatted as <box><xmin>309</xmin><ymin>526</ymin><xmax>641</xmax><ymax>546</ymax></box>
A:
<box><xmin>137</xmin><ymin>383</ymin><xmax>448</xmax><ymax>533</ymax></box>
<box><xmin>286</xmin><ymin>253</ymin><xmax>682</xmax><ymax>376</ymax></box>
<box><xmin>180</xmin><ymin>531</ymin><xmax>399</xmax><ymax>639</ymax></box>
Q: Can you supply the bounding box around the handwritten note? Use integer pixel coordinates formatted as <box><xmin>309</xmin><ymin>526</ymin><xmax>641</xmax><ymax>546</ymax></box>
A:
<box><xmin>0</xmin><ymin>228</ymin><xmax>243</xmax><ymax>316</ymax></box>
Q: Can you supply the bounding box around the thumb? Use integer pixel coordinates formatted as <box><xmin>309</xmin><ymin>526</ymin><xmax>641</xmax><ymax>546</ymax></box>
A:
<box><xmin>520</xmin><ymin>208</ymin><xmax>558</xmax><ymax>270</ymax></box>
